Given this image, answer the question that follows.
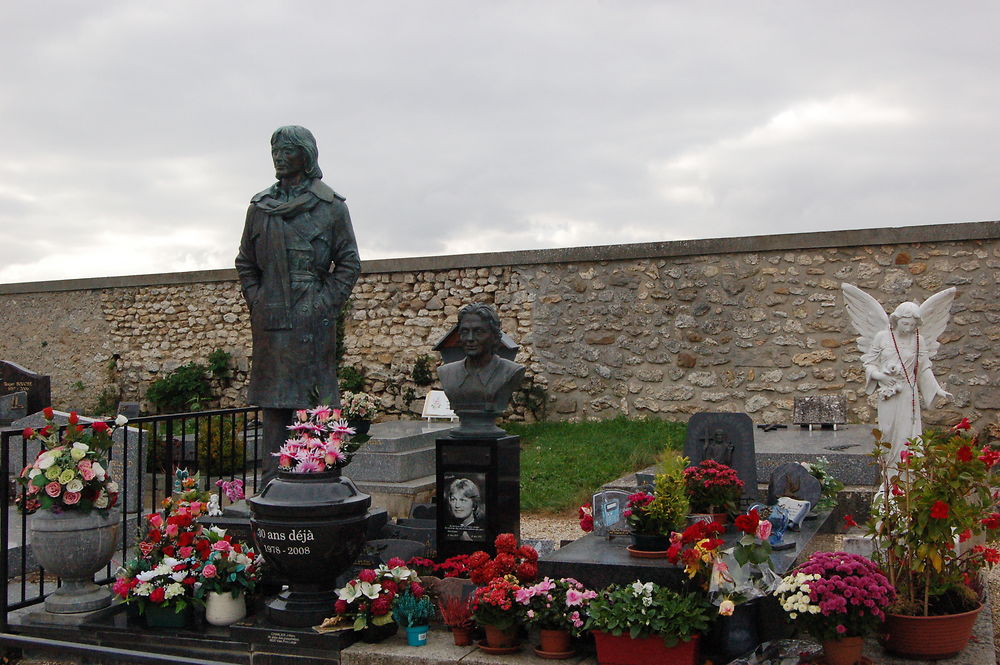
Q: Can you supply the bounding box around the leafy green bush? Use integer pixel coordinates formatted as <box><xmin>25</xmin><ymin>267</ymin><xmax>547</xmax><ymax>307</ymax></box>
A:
<box><xmin>411</xmin><ymin>355</ymin><xmax>435</xmax><ymax>387</ymax></box>
<box><xmin>339</xmin><ymin>366</ymin><xmax>365</xmax><ymax>393</ymax></box>
<box><xmin>146</xmin><ymin>363</ymin><xmax>212</xmax><ymax>413</ymax></box>
<box><xmin>207</xmin><ymin>348</ymin><xmax>232</xmax><ymax>379</ymax></box>
<box><xmin>143</xmin><ymin>416</ymin><xmax>246</xmax><ymax>475</ymax></box>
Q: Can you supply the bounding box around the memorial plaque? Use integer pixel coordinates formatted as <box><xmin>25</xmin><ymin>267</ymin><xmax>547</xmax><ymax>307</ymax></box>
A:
<box><xmin>766</xmin><ymin>462</ymin><xmax>822</xmax><ymax>510</ymax></box>
<box><xmin>591</xmin><ymin>489</ymin><xmax>630</xmax><ymax>536</ymax></box>
<box><xmin>0</xmin><ymin>361</ymin><xmax>50</xmax><ymax>416</ymax></box>
<box><xmin>683</xmin><ymin>412</ymin><xmax>757</xmax><ymax>505</ymax></box>
<box><xmin>421</xmin><ymin>390</ymin><xmax>457</xmax><ymax>421</ymax></box>
<box><xmin>0</xmin><ymin>391</ymin><xmax>27</xmax><ymax>425</ymax></box>
<box><xmin>793</xmin><ymin>395</ymin><xmax>847</xmax><ymax>428</ymax></box>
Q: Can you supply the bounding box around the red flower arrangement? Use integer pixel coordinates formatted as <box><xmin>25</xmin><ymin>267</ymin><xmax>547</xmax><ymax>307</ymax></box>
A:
<box><xmin>683</xmin><ymin>459</ymin><xmax>744</xmax><ymax>514</ymax></box>
<box><xmin>869</xmin><ymin>421</ymin><xmax>1000</xmax><ymax>616</ymax></box>
<box><xmin>471</xmin><ymin>575</ymin><xmax>524</xmax><ymax>631</ymax></box>
<box><xmin>666</xmin><ymin>520</ymin><xmax>725</xmax><ymax>584</ymax></box>
<box><xmin>333</xmin><ymin>558</ymin><xmax>424</xmax><ymax>631</ymax></box>
<box><xmin>467</xmin><ymin>533</ymin><xmax>539</xmax><ymax>585</ymax></box>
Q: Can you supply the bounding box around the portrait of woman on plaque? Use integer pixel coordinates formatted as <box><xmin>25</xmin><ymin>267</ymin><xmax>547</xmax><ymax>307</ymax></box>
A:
<box><xmin>443</xmin><ymin>473</ymin><xmax>486</xmax><ymax>542</ymax></box>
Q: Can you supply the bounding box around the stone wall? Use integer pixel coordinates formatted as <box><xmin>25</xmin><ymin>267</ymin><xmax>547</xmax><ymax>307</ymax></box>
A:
<box><xmin>1</xmin><ymin>221</ymin><xmax>998</xmax><ymax>428</ymax></box>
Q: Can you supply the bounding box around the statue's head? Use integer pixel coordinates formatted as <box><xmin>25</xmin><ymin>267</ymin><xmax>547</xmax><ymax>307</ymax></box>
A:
<box><xmin>890</xmin><ymin>302</ymin><xmax>921</xmax><ymax>333</ymax></box>
<box><xmin>270</xmin><ymin>125</ymin><xmax>323</xmax><ymax>180</ymax></box>
<box><xmin>457</xmin><ymin>302</ymin><xmax>502</xmax><ymax>360</ymax></box>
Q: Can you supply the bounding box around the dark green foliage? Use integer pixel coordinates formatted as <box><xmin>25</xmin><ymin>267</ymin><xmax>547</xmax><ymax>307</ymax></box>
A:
<box><xmin>335</xmin><ymin>298</ymin><xmax>354</xmax><ymax>366</ymax></box>
<box><xmin>507</xmin><ymin>416</ymin><xmax>686</xmax><ymax>513</ymax></box>
<box><xmin>146</xmin><ymin>363</ymin><xmax>212</xmax><ymax>413</ymax></box>
<box><xmin>411</xmin><ymin>355</ymin><xmax>435</xmax><ymax>387</ymax></box>
<box><xmin>207</xmin><ymin>348</ymin><xmax>232</xmax><ymax>379</ymax></box>
<box><xmin>339</xmin><ymin>365</ymin><xmax>365</xmax><ymax>393</ymax></box>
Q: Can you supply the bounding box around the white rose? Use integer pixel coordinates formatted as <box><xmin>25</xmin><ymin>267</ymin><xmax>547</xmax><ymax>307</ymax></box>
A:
<box><xmin>28</xmin><ymin>469</ymin><xmax>41</xmax><ymax>479</ymax></box>
<box><xmin>94</xmin><ymin>493</ymin><xmax>109</xmax><ymax>509</ymax></box>
<box><xmin>66</xmin><ymin>479</ymin><xmax>84</xmax><ymax>493</ymax></box>
<box><xmin>106</xmin><ymin>481</ymin><xmax>119</xmax><ymax>493</ymax></box>
<box><xmin>37</xmin><ymin>454</ymin><xmax>57</xmax><ymax>470</ymax></box>
<box><xmin>115</xmin><ymin>414</ymin><xmax>129</xmax><ymax>426</ymax></box>
<box><xmin>92</xmin><ymin>462</ymin><xmax>106</xmax><ymax>480</ymax></box>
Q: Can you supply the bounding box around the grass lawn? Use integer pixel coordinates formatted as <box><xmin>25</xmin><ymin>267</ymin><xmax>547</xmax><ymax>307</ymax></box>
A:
<box><xmin>505</xmin><ymin>416</ymin><xmax>686</xmax><ymax>514</ymax></box>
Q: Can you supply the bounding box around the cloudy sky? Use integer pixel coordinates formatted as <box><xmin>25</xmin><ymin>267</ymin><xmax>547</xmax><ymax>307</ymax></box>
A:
<box><xmin>3</xmin><ymin>2</ymin><xmax>998</xmax><ymax>284</ymax></box>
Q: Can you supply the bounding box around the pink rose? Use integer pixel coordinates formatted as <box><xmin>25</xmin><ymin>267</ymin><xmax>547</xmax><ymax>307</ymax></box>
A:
<box><xmin>165</xmin><ymin>524</ymin><xmax>179</xmax><ymax>538</ymax></box>
<box><xmin>178</xmin><ymin>546</ymin><xmax>194</xmax><ymax>558</ymax></box>
<box><xmin>77</xmin><ymin>459</ymin><xmax>92</xmax><ymax>469</ymax></box>
<box><xmin>756</xmin><ymin>520</ymin><xmax>773</xmax><ymax>540</ymax></box>
<box><xmin>148</xmin><ymin>514</ymin><xmax>163</xmax><ymax>528</ymax></box>
<box><xmin>45</xmin><ymin>482</ymin><xmax>62</xmax><ymax>497</ymax></box>
<box><xmin>202</xmin><ymin>564</ymin><xmax>217</xmax><ymax>578</ymax></box>
<box><xmin>27</xmin><ymin>483</ymin><xmax>39</xmax><ymax>495</ymax></box>
<box><xmin>63</xmin><ymin>491</ymin><xmax>81</xmax><ymax>505</ymax></box>
<box><xmin>79</xmin><ymin>467</ymin><xmax>96</xmax><ymax>481</ymax></box>
<box><xmin>212</xmin><ymin>541</ymin><xmax>232</xmax><ymax>552</ymax></box>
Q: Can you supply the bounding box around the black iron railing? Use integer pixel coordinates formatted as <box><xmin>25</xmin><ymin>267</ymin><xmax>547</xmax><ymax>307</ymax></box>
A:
<box><xmin>0</xmin><ymin>406</ymin><xmax>262</xmax><ymax>631</ymax></box>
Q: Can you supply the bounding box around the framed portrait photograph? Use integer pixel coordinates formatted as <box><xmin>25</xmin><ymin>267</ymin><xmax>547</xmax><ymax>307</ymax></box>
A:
<box><xmin>442</xmin><ymin>471</ymin><xmax>487</xmax><ymax>543</ymax></box>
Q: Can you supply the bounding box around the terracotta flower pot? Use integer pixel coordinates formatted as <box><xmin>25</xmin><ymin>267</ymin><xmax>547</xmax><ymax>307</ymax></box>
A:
<box><xmin>538</xmin><ymin>628</ymin><xmax>573</xmax><ymax>656</ymax></box>
<box><xmin>882</xmin><ymin>605</ymin><xmax>982</xmax><ymax>660</ymax></box>
<box><xmin>822</xmin><ymin>635</ymin><xmax>863</xmax><ymax>665</ymax></box>
<box><xmin>592</xmin><ymin>631</ymin><xmax>699</xmax><ymax>665</ymax></box>
<box><xmin>451</xmin><ymin>625</ymin><xmax>473</xmax><ymax>646</ymax></box>
<box><xmin>483</xmin><ymin>624</ymin><xmax>518</xmax><ymax>648</ymax></box>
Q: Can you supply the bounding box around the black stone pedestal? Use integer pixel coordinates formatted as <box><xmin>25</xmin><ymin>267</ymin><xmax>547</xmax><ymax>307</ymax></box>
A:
<box><xmin>436</xmin><ymin>435</ymin><xmax>519</xmax><ymax>559</ymax></box>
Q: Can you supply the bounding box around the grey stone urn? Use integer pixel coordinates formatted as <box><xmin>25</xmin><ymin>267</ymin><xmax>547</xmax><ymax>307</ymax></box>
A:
<box><xmin>30</xmin><ymin>508</ymin><xmax>120</xmax><ymax>613</ymax></box>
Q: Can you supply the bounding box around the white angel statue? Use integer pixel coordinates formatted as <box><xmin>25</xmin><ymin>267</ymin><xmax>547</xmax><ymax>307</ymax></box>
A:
<box><xmin>841</xmin><ymin>283</ymin><xmax>955</xmax><ymax>465</ymax></box>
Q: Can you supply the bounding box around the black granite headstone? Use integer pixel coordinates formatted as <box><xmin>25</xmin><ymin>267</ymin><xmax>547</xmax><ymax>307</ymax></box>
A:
<box><xmin>0</xmin><ymin>391</ymin><xmax>27</xmax><ymax>425</ymax></box>
<box><xmin>117</xmin><ymin>401</ymin><xmax>141</xmax><ymax>419</ymax></box>
<box><xmin>436</xmin><ymin>435</ymin><xmax>520</xmax><ymax>559</ymax></box>
<box><xmin>766</xmin><ymin>462</ymin><xmax>822</xmax><ymax>508</ymax></box>
<box><xmin>0</xmin><ymin>361</ymin><xmax>50</xmax><ymax>416</ymax></box>
<box><xmin>683</xmin><ymin>412</ymin><xmax>758</xmax><ymax>505</ymax></box>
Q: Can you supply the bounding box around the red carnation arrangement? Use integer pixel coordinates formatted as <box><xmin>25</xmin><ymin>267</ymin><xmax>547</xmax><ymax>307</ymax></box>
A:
<box><xmin>467</xmin><ymin>533</ymin><xmax>539</xmax><ymax>585</ymax></box>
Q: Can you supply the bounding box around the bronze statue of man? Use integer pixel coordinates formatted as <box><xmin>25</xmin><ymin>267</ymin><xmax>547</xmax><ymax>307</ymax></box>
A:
<box><xmin>236</xmin><ymin>126</ymin><xmax>361</xmax><ymax>485</ymax></box>
<box><xmin>438</xmin><ymin>302</ymin><xmax>525</xmax><ymax>438</ymax></box>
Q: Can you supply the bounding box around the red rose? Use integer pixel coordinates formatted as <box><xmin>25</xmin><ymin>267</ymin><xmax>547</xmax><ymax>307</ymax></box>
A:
<box><xmin>68</xmin><ymin>411</ymin><xmax>79</xmax><ymax>425</ymax></box>
<box><xmin>91</xmin><ymin>421</ymin><xmax>110</xmax><ymax>434</ymax></box>
<box><xmin>734</xmin><ymin>509</ymin><xmax>760</xmax><ymax>534</ymax></box>
<box><xmin>43</xmin><ymin>407</ymin><xmax>54</xmax><ymax>420</ymax></box>
<box><xmin>22</xmin><ymin>428</ymin><xmax>34</xmax><ymax>439</ymax></box>
<box><xmin>334</xmin><ymin>599</ymin><xmax>348</xmax><ymax>614</ymax></box>
<box><xmin>930</xmin><ymin>501</ymin><xmax>950</xmax><ymax>520</ymax></box>
<box><xmin>149</xmin><ymin>587</ymin><xmax>166</xmax><ymax>604</ymax></box>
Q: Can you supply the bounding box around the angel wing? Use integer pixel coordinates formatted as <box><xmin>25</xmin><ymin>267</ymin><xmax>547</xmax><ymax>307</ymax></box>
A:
<box><xmin>841</xmin><ymin>283</ymin><xmax>889</xmax><ymax>355</ymax></box>
<box><xmin>917</xmin><ymin>287</ymin><xmax>956</xmax><ymax>358</ymax></box>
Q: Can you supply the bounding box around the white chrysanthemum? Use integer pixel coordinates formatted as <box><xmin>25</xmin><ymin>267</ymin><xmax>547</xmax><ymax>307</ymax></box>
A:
<box><xmin>164</xmin><ymin>582</ymin><xmax>185</xmax><ymax>599</ymax></box>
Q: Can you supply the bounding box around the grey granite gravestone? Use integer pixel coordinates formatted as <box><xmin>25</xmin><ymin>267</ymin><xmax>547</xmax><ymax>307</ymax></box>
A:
<box><xmin>0</xmin><ymin>391</ymin><xmax>27</xmax><ymax>426</ymax></box>
<box><xmin>117</xmin><ymin>401</ymin><xmax>141</xmax><ymax>419</ymax></box>
<box><xmin>10</xmin><ymin>410</ymin><xmax>145</xmax><ymax>513</ymax></box>
<box><xmin>0</xmin><ymin>361</ymin><xmax>50</xmax><ymax>417</ymax></box>
<box><xmin>793</xmin><ymin>395</ymin><xmax>847</xmax><ymax>429</ymax></box>
<box><xmin>766</xmin><ymin>462</ymin><xmax>822</xmax><ymax>509</ymax></box>
<box><xmin>683</xmin><ymin>412</ymin><xmax>758</xmax><ymax>505</ymax></box>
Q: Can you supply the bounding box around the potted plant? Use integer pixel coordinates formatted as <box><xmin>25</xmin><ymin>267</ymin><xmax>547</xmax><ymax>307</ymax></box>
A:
<box><xmin>438</xmin><ymin>594</ymin><xmax>475</xmax><ymax>646</ymax></box>
<box><xmin>471</xmin><ymin>575</ymin><xmax>525</xmax><ymax>651</ymax></box>
<box><xmin>776</xmin><ymin>551</ymin><xmax>895</xmax><ymax>665</ymax></box>
<box><xmin>517</xmin><ymin>577</ymin><xmax>597</xmax><ymax>658</ymax></box>
<box><xmin>115</xmin><ymin>480</ymin><xmax>214</xmax><ymax>628</ymax></box>
<box><xmin>340</xmin><ymin>391</ymin><xmax>379</xmax><ymax>435</ymax></box>
<box><xmin>392</xmin><ymin>589</ymin><xmax>435</xmax><ymax>646</ymax></box>
<box><xmin>333</xmin><ymin>559</ymin><xmax>424</xmax><ymax>642</ymax></box>
<box><xmin>195</xmin><ymin>528</ymin><xmax>262</xmax><ymax>626</ymax></box>
<box><xmin>683</xmin><ymin>459</ymin><xmax>744</xmax><ymax>524</ymax></box>
<box><xmin>801</xmin><ymin>456</ymin><xmax>844</xmax><ymax>512</ymax></box>
<box><xmin>585</xmin><ymin>580</ymin><xmax>712</xmax><ymax>665</ymax></box>
<box><xmin>867</xmin><ymin>420</ymin><xmax>1000</xmax><ymax>659</ymax></box>
<box><xmin>625</xmin><ymin>452</ymin><xmax>689</xmax><ymax>552</ymax></box>
<box><xmin>16</xmin><ymin>409</ymin><xmax>126</xmax><ymax>613</ymax></box>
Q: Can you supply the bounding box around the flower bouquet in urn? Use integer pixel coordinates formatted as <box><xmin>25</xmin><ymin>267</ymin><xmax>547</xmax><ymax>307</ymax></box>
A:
<box><xmin>274</xmin><ymin>405</ymin><xmax>362</xmax><ymax>473</ymax></box>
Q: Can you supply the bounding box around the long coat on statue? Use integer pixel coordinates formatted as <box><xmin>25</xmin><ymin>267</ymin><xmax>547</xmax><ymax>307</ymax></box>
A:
<box><xmin>235</xmin><ymin>178</ymin><xmax>360</xmax><ymax>409</ymax></box>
